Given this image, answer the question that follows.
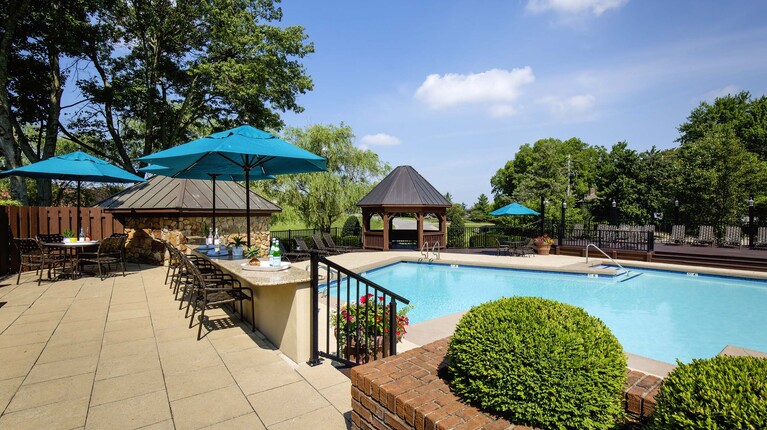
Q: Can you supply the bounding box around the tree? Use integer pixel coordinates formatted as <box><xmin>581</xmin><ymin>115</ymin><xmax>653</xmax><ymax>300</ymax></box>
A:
<box><xmin>271</xmin><ymin>123</ymin><xmax>388</xmax><ymax>231</ymax></box>
<box><xmin>676</xmin><ymin>125</ymin><xmax>767</xmax><ymax>226</ymax></box>
<box><xmin>470</xmin><ymin>193</ymin><xmax>491</xmax><ymax>222</ymax></box>
<box><xmin>678</xmin><ymin>91</ymin><xmax>767</xmax><ymax>160</ymax></box>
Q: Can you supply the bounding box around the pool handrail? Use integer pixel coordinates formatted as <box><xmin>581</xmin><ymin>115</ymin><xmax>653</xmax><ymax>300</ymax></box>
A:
<box><xmin>585</xmin><ymin>243</ymin><xmax>629</xmax><ymax>276</ymax></box>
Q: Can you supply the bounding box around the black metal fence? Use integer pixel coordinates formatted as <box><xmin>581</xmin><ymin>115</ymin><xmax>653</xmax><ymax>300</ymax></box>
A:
<box><xmin>448</xmin><ymin>221</ymin><xmax>559</xmax><ymax>249</ymax></box>
<box><xmin>308</xmin><ymin>252</ymin><xmax>410</xmax><ymax>367</ymax></box>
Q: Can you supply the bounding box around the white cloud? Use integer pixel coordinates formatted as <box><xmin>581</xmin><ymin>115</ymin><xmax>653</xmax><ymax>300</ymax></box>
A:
<box><xmin>539</xmin><ymin>94</ymin><xmax>596</xmax><ymax>118</ymax></box>
<box><xmin>701</xmin><ymin>85</ymin><xmax>741</xmax><ymax>102</ymax></box>
<box><xmin>489</xmin><ymin>104</ymin><xmax>518</xmax><ymax>117</ymax></box>
<box><xmin>359</xmin><ymin>133</ymin><xmax>401</xmax><ymax>147</ymax></box>
<box><xmin>526</xmin><ymin>0</ymin><xmax>628</xmax><ymax>16</ymax></box>
<box><xmin>414</xmin><ymin>67</ymin><xmax>535</xmax><ymax>109</ymax></box>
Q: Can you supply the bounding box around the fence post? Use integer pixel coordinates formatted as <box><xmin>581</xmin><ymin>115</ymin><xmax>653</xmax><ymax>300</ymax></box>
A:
<box><xmin>558</xmin><ymin>222</ymin><xmax>564</xmax><ymax>247</ymax></box>
<box><xmin>389</xmin><ymin>299</ymin><xmax>397</xmax><ymax>357</ymax></box>
<box><xmin>648</xmin><ymin>231</ymin><xmax>654</xmax><ymax>252</ymax></box>
<box><xmin>307</xmin><ymin>251</ymin><xmax>321</xmax><ymax>366</ymax></box>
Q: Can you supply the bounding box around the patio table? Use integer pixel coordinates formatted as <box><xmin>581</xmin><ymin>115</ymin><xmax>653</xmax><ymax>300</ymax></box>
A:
<box><xmin>43</xmin><ymin>240</ymin><xmax>100</xmax><ymax>278</ymax></box>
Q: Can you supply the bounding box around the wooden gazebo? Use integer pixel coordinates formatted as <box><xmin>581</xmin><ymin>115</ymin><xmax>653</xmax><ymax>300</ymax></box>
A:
<box><xmin>357</xmin><ymin>166</ymin><xmax>451</xmax><ymax>251</ymax></box>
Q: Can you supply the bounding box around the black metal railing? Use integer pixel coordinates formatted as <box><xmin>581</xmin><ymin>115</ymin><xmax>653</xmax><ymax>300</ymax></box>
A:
<box><xmin>448</xmin><ymin>222</ymin><xmax>558</xmax><ymax>249</ymax></box>
<box><xmin>308</xmin><ymin>252</ymin><xmax>410</xmax><ymax>367</ymax></box>
<box><xmin>271</xmin><ymin>227</ymin><xmax>362</xmax><ymax>252</ymax></box>
<box><xmin>558</xmin><ymin>225</ymin><xmax>654</xmax><ymax>252</ymax></box>
<box><xmin>652</xmin><ymin>223</ymin><xmax>763</xmax><ymax>247</ymax></box>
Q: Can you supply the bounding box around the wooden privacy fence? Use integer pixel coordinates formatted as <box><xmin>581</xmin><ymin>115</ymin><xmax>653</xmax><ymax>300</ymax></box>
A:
<box><xmin>0</xmin><ymin>206</ymin><xmax>124</xmax><ymax>276</ymax></box>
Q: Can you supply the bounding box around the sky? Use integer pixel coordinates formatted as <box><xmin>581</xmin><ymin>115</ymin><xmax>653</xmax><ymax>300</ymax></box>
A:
<box><xmin>275</xmin><ymin>0</ymin><xmax>767</xmax><ymax>205</ymax></box>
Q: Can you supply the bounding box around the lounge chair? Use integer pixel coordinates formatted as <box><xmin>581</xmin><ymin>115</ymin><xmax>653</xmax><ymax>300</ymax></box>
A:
<box><xmin>312</xmin><ymin>233</ymin><xmax>342</xmax><ymax>255</ymax></box>
<box><xmin>295</xmin><ymin>236</ymin><xmax>329</xmax><ymax>256</ymax></box>
<box><xmin>691</xmin><ymin>225</ymin><xmax>715</xmax><ymax>247</ymax></box>
<box><xmin>512</xmin><ymin>238</ymin><xmax>536</xmax><ymax>257</ymax></box>
<box><xmin>754</xmin><ymin>227</ymin><xmax>767</xmax><ymax>249</ymax></box>
<box><xmin>323</xmin><ymin>232</ymin><xmax>354</xmax><ymax>253</ymax></box>
<box><xmin>721</xmin><ymin>226</ymin><xmax>742</xmax><ymax>248</ymax></box>
<box><xmin>279</xmin><ymin>240</ymin><xmax>310</xmax><ymax>262</ymax></box>
<box><xmin>669</xmin><ymin>225</ymin><xmax>685</xmax><ymax>245</ymax></box>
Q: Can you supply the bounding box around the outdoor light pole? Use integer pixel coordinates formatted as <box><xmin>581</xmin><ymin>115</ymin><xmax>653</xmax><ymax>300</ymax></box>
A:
<box><xmin>674</xmin><ymin>197</ymin><xmax>679</xmax><ymax>225</ymax></box>
<box><xmin>540</xmin><ymin>195</ymin><xmax>547</xmax><ymax>236</ymax></box>
<box><xmin>748</xmin><ymin>195</ymin><xmax>755</xmax><ymax>247</ymax></box>
<box><xmin>611</xmin><ymin>199</ymin><xmax>617</xmax><ymax>225</ymax></box>
<box><xmin>560</xmin><ymin>200</ymin><xmax>566</xmax><ymax>247</ymax></box>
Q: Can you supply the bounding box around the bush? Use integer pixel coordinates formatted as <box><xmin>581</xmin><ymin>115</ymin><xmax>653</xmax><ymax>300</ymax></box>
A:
<box><xmin>468</xmin><ymin>233</ymin><xmax>504</xmax><ymax>248</ymax></box>
<box><xmin>339</xmin><ymin>235</ymin><xmax>360</xmax><ymax>247</ymax></box>
<box><xmin>447</xmin><ymin>297</ymin><xmax>626</xmax><ymax>430</ymax></box>
<box><xmin>650</xmin><ymin>356</ymin><xmax>767</xmax><ymax>429</ymax></box>
<box><xmin>342</xmin><ymin>215</ymin><xmax>361</xmax><ymax>237</ymax></box>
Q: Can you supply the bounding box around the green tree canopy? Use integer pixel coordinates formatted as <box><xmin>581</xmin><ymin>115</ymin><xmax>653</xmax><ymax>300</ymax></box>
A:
<box><xmin>469</xmin><ymin>193</ymin><xmax>491</xmax><ymax>222</ymax></box>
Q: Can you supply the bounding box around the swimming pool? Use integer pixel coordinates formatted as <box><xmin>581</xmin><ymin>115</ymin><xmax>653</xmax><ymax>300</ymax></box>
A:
<box><xmin>356</xmin><ymin>262</ymin><xmax>767</xmax><ymax>364</ymax></box>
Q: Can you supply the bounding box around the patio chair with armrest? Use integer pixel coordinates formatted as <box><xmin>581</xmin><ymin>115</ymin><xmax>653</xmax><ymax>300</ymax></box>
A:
<box><xmin>669</xmin><ymin>225</ymin><xmax>685</xmax><ymax>245</ymax></box>
<box><xmin>691</xmin><ymin>225</ymin><xmax>715</xmax><ymax>247</ymax></box>
<box><xmin>183</xmin><ymin>256</ymin><xmax>255</xmax><ymax>340</ymax></box>
<box><xmin>78</xmin><ymin>236</ymin><xmax>126</xmax><ymax>280</ymax></box>
<box><xmin>754</xmin><ymin>227</ymin><xmax>767</xmax><ymax>249</ymax></box>
<box><xmin>312</xmin><ymin>233</ymin><xmax>342</xmax><ymax>255</ymax></box>
<box><xmin>512</xmin><ymin>238</ymin><xmax>536</xmax><ymax>257</ymax></box>
<box><xmin>721</xmin><ymin>226</ymin><xmax>743</xmax><ymax>248</ymax></box>
<box><xmin>278</xmin><ymin>240</ymin><xmax>309</xmax><ymax>262</ymax></box>
<box><xmin>496</xmin><ymin>237</ymin><xmax>510</xmax><ymax>256</ymax></box>
<box><xmin>295</xmin><ymin>236</ymin><xmax>329</xmax><ymax>256</ymax></box>
<box><xmin>323</xmin><ymin>232</ymin><xmax>354</xmax><ymax>253</ymax></box>
<box><xmin>14</xmin><ymin>238</ymin><xmax>69</xmax><ymax>285</ymax></box>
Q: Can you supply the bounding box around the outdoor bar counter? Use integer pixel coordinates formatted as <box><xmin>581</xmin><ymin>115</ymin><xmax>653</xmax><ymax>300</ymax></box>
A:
<box><xmin>192</xmin><ymin>247</ymin><xmax>312</xmax><ymax>363</ymax></box>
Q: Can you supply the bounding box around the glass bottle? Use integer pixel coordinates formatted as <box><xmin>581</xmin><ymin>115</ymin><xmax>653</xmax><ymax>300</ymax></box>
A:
<box><xmin>78</xmin><ymin>227</ymin><xmax>85</xmax><ymax>242</ymax></box>
<box><xmin>273</xmin><ymin>239</ymin><xmax>282</xmax><ymax>266</ymax></box>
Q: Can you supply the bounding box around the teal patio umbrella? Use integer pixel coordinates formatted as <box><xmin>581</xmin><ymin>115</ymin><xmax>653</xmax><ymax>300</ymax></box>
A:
<box><xmin>139</xmin><ymin>164</ymin><xmax>274</xmax><ymax>238</ymax></box>
<box><xmin>138</xmin><ymin>125</ymin><xmax>326</xmax><ymax>246</ymax></box>
<box><xmin>0</xmin><ymin>151</ymin><xmax>145</xmax><ymax>235</ymax></box>
<box><xmin>490</xmin><ymin>202</ymin><xmax>540</xmax><ymax>216</ymax></box>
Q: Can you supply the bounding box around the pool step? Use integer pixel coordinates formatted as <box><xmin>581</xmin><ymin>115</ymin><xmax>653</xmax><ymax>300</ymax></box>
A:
<box><xmin>619</xmin><ymin>272</ymin><xmax>643</xmax><ymax>282</ymax></box>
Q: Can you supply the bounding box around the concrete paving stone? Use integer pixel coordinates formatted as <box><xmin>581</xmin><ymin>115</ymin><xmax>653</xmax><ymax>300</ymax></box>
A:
<box><xmin>0</xmin><ymin>397</ymin><xmax>88</xmax><ymax>430</ymax></box>
<box><xmin>296</xmin><ymin>362</ymin><xmax>352</xmax><ymax>391</ymax></box>
<box><xmin>218</xmin><ymin>346</ymin><xmax>283</xmax><ymax>371</ymax></box>
<box><xmin>0</xmin><ymin>357</ymin><xmax>38</xmax><ymax>381</ymax></box>
<box><xmin>54</xmin><ymin>319</ymin><xmax>107</xmax><ymax>335</ymax></box>
<box><xmin>0</xmin><ymin>330</ymin><xmax>53</xmax><ymax>349</ymax></box>
<box><xmin>229</xmin><ymin>360</ymin><xmax>303</xmax><ymax>395</ymax></box>
<box><xmin>104</xmin><ymin>316</ymin><xmax>153</xmax><ymax>333</ymax></box>
<box><xmin>155</xmin><ymin>326</ymin><xmax>197</xmax><ymax>343</ymax></box>
<box><xmin>160</xmin><ymin>347</ymin><xmax>223</xmax><ymax>376</ymax></box>
<box><xmin>137</xmin><ymin>419</ymin><xmax>175</xmax><ymax>430</ymax></box>
<box><xmin>319</xmin><ymin>380</ymin><xmax>354</xmax><ymax>415</ymax></box>
<box><xmin>5</xmin><ymin>372</ymin><xmax>93</xmax><ymax>413</ymax></box>
<box><xmin>107</xmin><ymin>308</ymin><xmax>150</xmax><ymax>322</ymax></box>
<box><xmin>268</xmin><ymin>405</ymin><xmax>350</xmax><ymax>430</ymax></box>
<box><xmin>37</xmin><ymin>340</ymin><xmax>102</xmax><ymax>364</ymax></box>
<box><xmin>3</xmin><ymin>318</ymin><xmax>60</xmax><ymax>334</ymax></box>
<box><xmin>46</xmin><ymin>326</ymin><xmax>104</xmax><ymax>347</ymax></box>
<box><xmin>156</xmin><ymin>336</ymin><xmax>211</xmax><ymax>359</ymax></box>
<box><xmin>209</xmin><ymin>333</ymin><xmax>260</xmax><ymax>355</ymax></box>
<box><xmin>60</xmin><ymin>311</ymin><xmax>109</xmax><ymax>324</ymax></box>
<box><xmin>24</xmin><ymin>355</ymin><xmax>98</xmax><ymax>384</ymax></box>
<box><xmin>170</xmin><ymin>385</ymin><xmax>254</xmax><ymax>430</ymax></box>
<box><xmin>90</xmin><ymin>368</ymin><xmax>165</xmax><ymax>406</ymax></box>
<box><xmin>27</xmin><ymin>300</ymin><xmax>74</xmax><ymax>313</ymax></box>
<box><xmin>99</xmin><ymin>337</ymin><xmax>158</xmax><ymax>361</ymax></box>
<box><xmin>247</xmin><ymin>380</ymin><xmax>330</xmax><ymax>427</ymax></box>
<box><xmin>13</xmin><ymin>310</ymin><xmax>66</xmax><ymax>325</ymax></box>
<box><xmin>109</xmin><ymin>301</ymin><xmax>149</xmax><ymax>312</ymax></box>
<box><xmin>0</xmin><ymin>377</ymin><xmax>24</xmax><ymax>412</ymax></box>
<box><xmin>0</xmin><ymin>342</ymin><xmax>46</xmax><ymax>364</ymax></box>
<box><xmin>199</xmin><ymin>412</ymin><xmax>265</xmax><ymax>430</ymax></box>
<box><xmin>95</xmin><ymin>352</ymin><xmax>162</xmax><ymax>381</ymax></box>
<box><xmin>85</xmin><ymin>389</ymin><xmax>171</xmax><ymax>430</ymax></box>
<box><xmin>102</xmin><ymin>324</ymin><xmax>155</xmax><ymax>345</ymax></box>
<box><xmin>163</xmin><ymin>363</ymin><xmax>236</xmax><ymax>402</ymax></box>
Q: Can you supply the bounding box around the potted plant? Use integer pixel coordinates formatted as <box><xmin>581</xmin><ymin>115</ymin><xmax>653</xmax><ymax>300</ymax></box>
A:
<box><xmin>533</xmin><ymin>234</ymin><xmax>554</xmax><ymax>255</ymax></box>
<box><xmin>331</xmin><ymin>293</ymin><xmax>412</xmax><ymax>362</ymax></box>
<box><xmin>62</xmin><ymin>229</ymin><xmax>76</xmax><ymax>242</ymax></box>
<box><xmin>229</xmin><ymin>234</ymin><xmax>246</xmax><ymax>258</ymax></box>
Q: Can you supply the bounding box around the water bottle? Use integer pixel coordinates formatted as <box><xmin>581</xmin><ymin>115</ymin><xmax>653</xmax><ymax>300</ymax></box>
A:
<box><xmin>269</xmin><ymin>238</ymin><xmax>277</xmax><ymax>266</ymax></box>
<box><xmin>273</xmin><ymin>239</ymin><xmax>282</xmax><ymax>267</ymax></box>
<box><xmin>206</xmin><ymin>229</ymin><xmax>213</xmax><ymax>246</ymax></box>
<box><xmin>213</xmin><ymin>228</ymin><xmax>220</xmax><ymax>252</ymax></box>
<box><xmin>78</xmin><ymin>227</ymin><xmax>85</xmax><ymax>242</ymax></box>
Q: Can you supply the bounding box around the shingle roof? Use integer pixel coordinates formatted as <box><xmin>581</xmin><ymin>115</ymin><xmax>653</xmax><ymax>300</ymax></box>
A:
<box><xmin>97</xmin><ymin>175</ymin><xmax>281</xmax><ymax>214</ymax></box>
<box><xmin>357</xmin><ymin>166</ymin><xmax>451</xmax><ymax>207</ymax></box>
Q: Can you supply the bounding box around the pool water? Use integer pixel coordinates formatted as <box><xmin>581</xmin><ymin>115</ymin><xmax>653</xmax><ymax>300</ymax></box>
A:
<box><xmin>357</xmin><ymin>262</ymin><xmax>767</xmax><ymax>364</ymax></box>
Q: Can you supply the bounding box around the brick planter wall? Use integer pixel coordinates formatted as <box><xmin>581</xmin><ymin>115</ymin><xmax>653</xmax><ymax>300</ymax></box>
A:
<box><xmin>350</xmin><ymin>338</ymin><xmax>662</xmax><ymax>430</ymax></box>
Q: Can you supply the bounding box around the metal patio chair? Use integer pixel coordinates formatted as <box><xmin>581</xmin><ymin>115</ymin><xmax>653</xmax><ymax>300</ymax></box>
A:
<box><xmin>312</xmin><ymin>233</ymin><xmax>342</xmax><ymax>255</ymax></box>
<box><xmin>14</xmin><ymin>238</ymin><xmax>68</xmax><ymax>285</ymax></box>
<box><xmin>323</xmin><ymin>232</ymin><xmax>354</xmax><ymax>253</ymax></box>
<box><xmin>721</xmin><ymin>226</ymin><xmax>742</xmax><ymax>248</ymax></box>
<box><xmin>78</xmin><ymin>236</ymin><xmax>126</xmax><ymax>280</ymax></box>
<box><xmin>669</xmin><ymin>225</ymin><xmax>685</xmax><ymax>245</ymax></box>
<box><xmin>754</xmin><ymin>227</ymin><xmax>767</xmax><ymax>249</ymax></box>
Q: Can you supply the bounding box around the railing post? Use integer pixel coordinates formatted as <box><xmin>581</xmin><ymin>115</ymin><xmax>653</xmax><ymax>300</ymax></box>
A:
<box><xmin>389</xmin><ymin>299</ymin><xmax>397</xmax><ymax>357</ymax></box>
<box><xmin>558</xmin><ymin>222</ymin><xmax>564</xmax><ymax>247</ymax></box>
<box><xmin>307</xmin><ymin>251</ymin><xmax>321</xmax><ymax>366</ymax></box>
<box><xmin>648</xmin><ymin>231</ymin><xmax>654</xmax><ymax>252</ymax></box>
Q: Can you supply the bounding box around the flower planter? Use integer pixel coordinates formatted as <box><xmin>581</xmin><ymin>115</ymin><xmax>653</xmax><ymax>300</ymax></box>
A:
<box><xmin>231</xmin><ymin>246</ymin><xmax>244</xmax><ymax>258</ymax></box>
<box><xmin>535</xmin><ymin>244</ymin><xmax>551</xmax><ymax>255</ymax></box>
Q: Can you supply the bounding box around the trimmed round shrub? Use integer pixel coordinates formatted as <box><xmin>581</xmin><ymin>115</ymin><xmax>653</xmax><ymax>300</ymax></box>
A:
<box><xmin>447</xmin><ymin>297</ymin><xmax>626</xmax><ymax>430</ymax></box>
<box><xmin>341</xmin><ymin>215</ymin><xmax>361</xmax><ymax>237</ymax></box>
<box><xmin>650</xmin><ymin>356</ymin><xmax>767</xmax><ymax>429</ymax></box>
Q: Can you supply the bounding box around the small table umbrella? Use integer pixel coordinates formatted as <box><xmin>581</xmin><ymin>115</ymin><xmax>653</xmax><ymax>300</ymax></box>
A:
<box><xmin>139</xmin><ymin>164</ymin><xmax>274</xmax><ymax>239</ymax></box>
<box><xmin>138</xmin><ymin>125</ymin><xmax>326</xmax><ymax>247</ymax></box>
<box><xmin>0</xmin><ymin>151</ymin><xmax>145</xmax><ymax>236</ymax></box>
<box><xmin>489</xmin><ymin>202</ymin><xmax>540</xmax><ymax>217</ymax></box>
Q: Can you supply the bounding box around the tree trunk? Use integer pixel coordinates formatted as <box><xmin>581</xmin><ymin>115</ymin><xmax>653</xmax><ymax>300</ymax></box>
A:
<box><xmin>36</xmin><ymin>41</ymin><xmax>64</xmax><ymax>206</ymax></box>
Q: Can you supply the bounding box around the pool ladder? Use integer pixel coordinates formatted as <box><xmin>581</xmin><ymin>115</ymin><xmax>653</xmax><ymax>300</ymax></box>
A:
<box><xmin>585</xmin><ymin>243</ymin><xmax>640</xmax><ymax>281</ymax></box>
<box><xmin>419</xmin><ymin>241</ymin><xmax>441</xmax><ymax>262</ymax></box>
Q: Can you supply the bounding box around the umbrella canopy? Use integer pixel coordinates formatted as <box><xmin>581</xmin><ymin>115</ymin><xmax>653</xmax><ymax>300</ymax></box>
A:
<box><xmin>138</xmin><ymin>164</ymin><xmax>274</xmax><ymax>235</ymax></box>
<box><xmin>0</xmin><ymin>151</ymin><xmax>145</xmax><ymax>235</ymax></box>
<box><xmin>138</xmin><ymin>125</ymin><xmax>326</xmax><ymax>246</ymax></box>
<box><xmin>490</xmin><ymin>202</ymin><xmax>540</xmax><ymax>216</ymax></box>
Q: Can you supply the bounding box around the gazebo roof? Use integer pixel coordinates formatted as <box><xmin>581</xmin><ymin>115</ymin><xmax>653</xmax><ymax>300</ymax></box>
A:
<box><xmin>98</xmin><ymin>175</ymin><xmax>281</xmax><ymax>215</ymax></box>
<box><xmin>357</xmin><ymin>165</ymin><xmax>451</xmax><ymax>208</ymax></box>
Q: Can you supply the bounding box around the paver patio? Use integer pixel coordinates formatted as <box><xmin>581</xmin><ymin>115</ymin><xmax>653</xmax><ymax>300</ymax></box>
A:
<box><xmin>0</xmin><ymin>264</ymin><xmax>351</xmax><ymax>430</ymax></box>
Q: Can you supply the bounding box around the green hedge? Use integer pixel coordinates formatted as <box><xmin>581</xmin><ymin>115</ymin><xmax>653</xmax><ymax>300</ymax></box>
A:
<box><xmin>447</xmin><ymin>297</ymin><xmax>626</xmax><ymax>430</ymax></box>
<box><xmin>650</xmin><ymin>355</ymin><xmax>767</xmax><ymax>429</ymax></box>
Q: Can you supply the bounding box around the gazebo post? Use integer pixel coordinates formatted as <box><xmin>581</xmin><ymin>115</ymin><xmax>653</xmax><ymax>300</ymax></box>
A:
<box><xmin>416</xmin><ymin>212</ymin><xmax>424</xmax><ymax>250</ymax></box>
<box><xmin>383</xmin><ymin>213</ymin><xmax>391</xmax><ymax>251</ymax></box>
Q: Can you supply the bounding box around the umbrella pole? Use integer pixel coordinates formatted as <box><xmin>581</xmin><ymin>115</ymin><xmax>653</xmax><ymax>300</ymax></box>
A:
<box><xmin>210</xmin><ymin>175</ymin><xmax>218</xmax><ymax>237</ymax></box>
<box><xmin>76</xmin><ymin>180</ymin><xmax>82</xmax><ymax>237</ymax></box>
<box><xmin>245</xmin><ymin>168</ymin><xmax>251</xmax><ymax>248</ymax></box>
